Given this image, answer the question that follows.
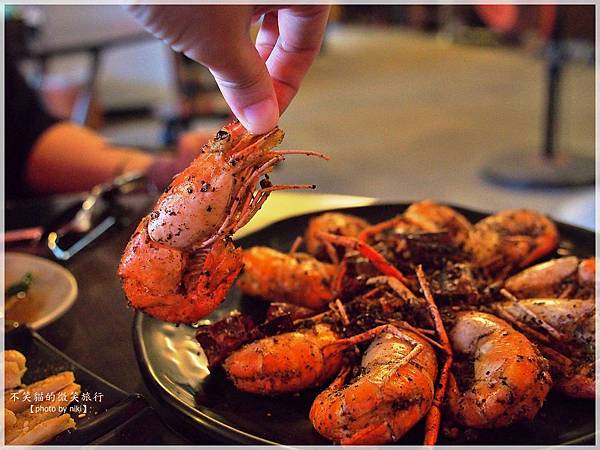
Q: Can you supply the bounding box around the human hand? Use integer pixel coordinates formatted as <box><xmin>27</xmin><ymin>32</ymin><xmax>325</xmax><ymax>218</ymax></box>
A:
<box><xmin>126</xmin><ymin>5</ymin><xmax>330</xmax><ymax>134</ymax></box>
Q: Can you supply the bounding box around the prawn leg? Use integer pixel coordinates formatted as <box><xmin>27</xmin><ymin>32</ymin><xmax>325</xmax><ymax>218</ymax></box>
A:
<box><xmin>416</xmin><ymin>265</ymin><xmax>453</xmax><ymax>446</ymax></box>
<box><xmin>358</xmin><ymin>215</ymin><xmax>407</xmax><ymax>242</ymax></box>
<box><xmin>323</xmin><ymin>324</ymin><xmax>424</xmax><ymax>362</ymax></box>
<box><xmin>289</xmin><ymin>236</ymin><xmax>303</xmax><ymax>254</ymax></box>
<box><xmin>316</xmin><ymin>232</ymin><xmax>408</xmax><ymax>283</ymax></box>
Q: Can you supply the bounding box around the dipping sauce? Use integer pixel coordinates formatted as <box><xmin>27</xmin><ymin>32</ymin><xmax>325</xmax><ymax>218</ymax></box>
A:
<box><xmin>5</xmin><ymin>291</ymin><xmax>46</xmax><ymax>325</ymax></box>
<box><xmin>4</xmin><ymin>253</ymin><xmax>78</xmax><ymax>330</ymax></box>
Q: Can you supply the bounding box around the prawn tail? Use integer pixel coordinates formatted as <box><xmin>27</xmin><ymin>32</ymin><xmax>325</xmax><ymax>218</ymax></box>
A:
<box><xmin>341</xmin><ymin>422</ymin><xmax>392</xmax><ymax>446</ymax></box>
<box><xmin>555</xmin><ymin>367</ymin><xmax>596</xmax><ymax>399</ymax></box>
<box><xmin>124</xmin><ymin>239</ymin><xmax>243</xmax><ymax>324</ymax></box>
<box><xmin>187</xmin><ymin>240</ymin><xmax>243</xmax><ymax>321</ymax></box>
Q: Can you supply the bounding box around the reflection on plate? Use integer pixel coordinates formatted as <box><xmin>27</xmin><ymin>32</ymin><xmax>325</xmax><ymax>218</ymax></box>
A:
<box><xmin>134</xmin><ymin>204</ymin><xmax>596</xmax><ymax>445</ymax></box>
<box><xmin>4</xmin><ymin>252</ymin><xmax>78</xmax><ymax>329</ymax></box>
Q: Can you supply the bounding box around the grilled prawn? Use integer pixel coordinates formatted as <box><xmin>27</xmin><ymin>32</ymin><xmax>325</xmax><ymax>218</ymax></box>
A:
<box><xmin>222</xmin><ymin>322</ymin><xmax>344</xmax><ymax>395</ymax></box>
<box><xmin>504</xmin><ymin>256</ymin><xmax>595</xmax><ymax>300</ymax></box>
<box><xmin>465</xmin><ymin>209</ymin><xmax>559</xmax><ymax>278</ymax></box>
<box><xmin>227</xmin><ymin>242</ymin><xmax>452</xmax><ymax>422</ymax></box>
<box><xmin>304</xmin><ymin>212</ymin><xmax>369</xmax><ymax>262</ymax></box>
<box><xmin>225</xmin><ymin>273</ymin><xmax>414</xmax><ymax>396</ymax></box>
<box><xmin>236</xmin><ymin>247</ymin><xmax>337</xmax><ymax>310</ymax></box>
<box><xmin>359</xmin><ymin>200</ymin><xmax>472</xmax><ymax>248</ymax></box>
<box><xmin>493</xmin><ymin>297</ymin><xmax>595</xmax><ymax>398</ymax></box>
<box><xmin>309</xmin><ymin>327</ymin><xmax>438</xmax><ymax>445</ymax></box>
<box><xmin>403</xmin><ymin>200</ymin><xmax>473</xmax><ymax>247</ymax></box>
<box><xmin>119</xmin><ymin>122</ymin><xmax>327</xmax><ymax>323</ymax></box>
<box><xmin>446</xmin><ymin>311</ymin><xmax>552</xmax><ymax>428</ymax></box>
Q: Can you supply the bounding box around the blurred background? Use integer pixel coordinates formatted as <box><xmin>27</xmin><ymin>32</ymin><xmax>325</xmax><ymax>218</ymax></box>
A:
<box><xmin>6</xmin><ymin>4</ymin><xmax>595</xmax><ymax>228</ymax></box>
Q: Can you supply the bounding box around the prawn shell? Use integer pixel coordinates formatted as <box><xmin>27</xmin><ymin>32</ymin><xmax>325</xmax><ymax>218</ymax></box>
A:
<box><xmin>304</xmin><ymin>213</ymin><xmax>369</xmax><ymax>259</ymax></box>
<box><xmin>148</xmin><ymin>154</ymin><xmax>234</xmax><ymax>248</ymax></box>
<box><xmin>118</xmin><ymin>216</ymin><xmax>186</xmax><ymax>292</ymax></box>
<box><xmin>310</xmin><ymin>331</ymin><xmax>437</xmax><ymax>444</ymax></box>
<box><xmin>119</xmin><ymin>122</ymin><xmax>302</xmax><ymax>323</ymax></box>
<box><xmin>222</xmin><ymin>323</ymin><xmax>342</xmax><ymax>394</ymax></box>
<box><xmin>465</xmin><ymin>209</ymin><xmax>559</xmax><ymax>273</ymax></box>
<box><xmin>496</xmin><ymin>298</ymin><xmax>595</xmax><ymax>347</ymax></box>
<box><xmin>119</xmin><ymin>224</ymin><xmax>243</xmax><ymax>323</ymax></box>
<box><xmin>494</xmin><ymin>298</ymin><xmax>595</xmax><ymax>398</ymax></box>
<box><xmin>448</xmin><ymin>311</ymin><xmax>552</xmax><ymax>428</ymax></box>
<box><xmin>404</xmin><ymin>200</ymin><xmax>473</xmax><ymax>246</ymax></box>
<box><xmin>237</xmin><ymin>247</ymin><xmax>336</xmax><ymax>310</ymax></box>
<box><xmin>504</xmin><ymin>257</ymin><xmax>579</xmax><ymax>298</ymax></box>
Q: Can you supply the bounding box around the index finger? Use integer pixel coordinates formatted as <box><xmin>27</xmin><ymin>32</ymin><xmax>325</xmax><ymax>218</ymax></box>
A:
<box><xmin>263</xmin><ymin>6</ymin><xmax>330</xmax><ymax>113</ymax></box>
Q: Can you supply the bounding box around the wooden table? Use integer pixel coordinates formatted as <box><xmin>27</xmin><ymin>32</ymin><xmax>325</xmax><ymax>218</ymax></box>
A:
<box><xmin>5</xmin><ymin>191</ymin><xmax>374</xmax><ymax>444</ymax></box>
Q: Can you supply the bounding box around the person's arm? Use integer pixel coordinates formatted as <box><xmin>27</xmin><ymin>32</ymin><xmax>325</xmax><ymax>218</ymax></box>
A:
<box><xmin>25</xmin><ymin>123</ymin><xmax>211</xmax><ymax>195</ymax></box>
<box><xmin>24</xmin><ymin>122</ymin><xmax>154</xmax><ymax>194</ymax></box>
<box><xmin>7</xmin><ymin>42</ymin><xmax>208</xmax><ymax>198</ymax></box>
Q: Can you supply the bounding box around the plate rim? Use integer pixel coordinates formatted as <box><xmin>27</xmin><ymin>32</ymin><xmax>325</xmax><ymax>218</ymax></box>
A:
<box><xmin>132</xmin><ymin>202</ymin><xmax>596</xmax><ymax>445</ymax></box>
<box><xmin>132</xmin><ymin>313</ymin><xmax>280</xmax><ymax>445</ymax></box>
<box><xmin>5</xmin><ymin>251</ymin><xmax>79</xmax><ymax>329</ymax></box>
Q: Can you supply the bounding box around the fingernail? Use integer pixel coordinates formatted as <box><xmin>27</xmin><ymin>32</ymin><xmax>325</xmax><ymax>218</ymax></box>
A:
<box><xmin>240</xmin><ymin>97</ymin><xmax>279</xmax><ymax>134</ymax></box>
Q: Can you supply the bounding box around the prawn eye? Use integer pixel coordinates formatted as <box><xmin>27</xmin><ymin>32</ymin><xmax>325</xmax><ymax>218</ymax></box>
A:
<box><xmin>260</xmin><ymin>178</ymin><xmax>273</xmax><ymax>189</ymax></box>
<box><xmin>216</xmin><ymin>130</ymin><xmax>230</xmax><ymax>141</ymax></box>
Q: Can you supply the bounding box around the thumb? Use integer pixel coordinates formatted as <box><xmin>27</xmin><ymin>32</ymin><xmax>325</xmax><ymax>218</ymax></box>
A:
<box><xmin>207</xmin><ymin>41</ymin><xmax>279</xmax><ymax>135</ymax></box>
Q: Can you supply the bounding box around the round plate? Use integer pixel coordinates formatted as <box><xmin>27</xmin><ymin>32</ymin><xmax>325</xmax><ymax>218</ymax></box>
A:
<box><xmin>133</xmin><ymin>203</ymin><xmax>595</xmax><ymax>445</ymax></box>
<box><xmin>4</xmin><ymin>252</ymin><xmax>78</xmax><ymax>329</ymax></box>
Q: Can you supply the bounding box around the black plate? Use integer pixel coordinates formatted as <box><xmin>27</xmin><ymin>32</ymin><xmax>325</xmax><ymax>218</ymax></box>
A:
<box><xmin>133</xmin><ymin>203</ymin><xmax>596</xmax><ymax>445</ymax></box>
<box><xmin>5</xmin><ymin>325</ymin><xmax>157</xmax><ymax>445</ymax></box>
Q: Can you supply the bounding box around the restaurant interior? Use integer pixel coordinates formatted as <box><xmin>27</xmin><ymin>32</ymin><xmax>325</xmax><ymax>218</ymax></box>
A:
<box><xmin>4</xmin><ymin>4</ymin><xmax>596</xmax><ymax>447</ymax></box>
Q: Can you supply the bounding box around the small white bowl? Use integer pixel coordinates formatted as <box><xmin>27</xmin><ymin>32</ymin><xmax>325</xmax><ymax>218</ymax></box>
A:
<box><xmin>4</xmin><ymin>252</ymin><xmax>78</xmax><ymax>329</ymax></box>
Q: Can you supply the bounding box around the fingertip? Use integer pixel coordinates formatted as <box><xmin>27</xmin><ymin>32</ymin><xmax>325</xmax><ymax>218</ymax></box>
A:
<box><xmin>238</xmin><ymin>97</ymin><xmax>280</xmax><ymax>134</ymax></box>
